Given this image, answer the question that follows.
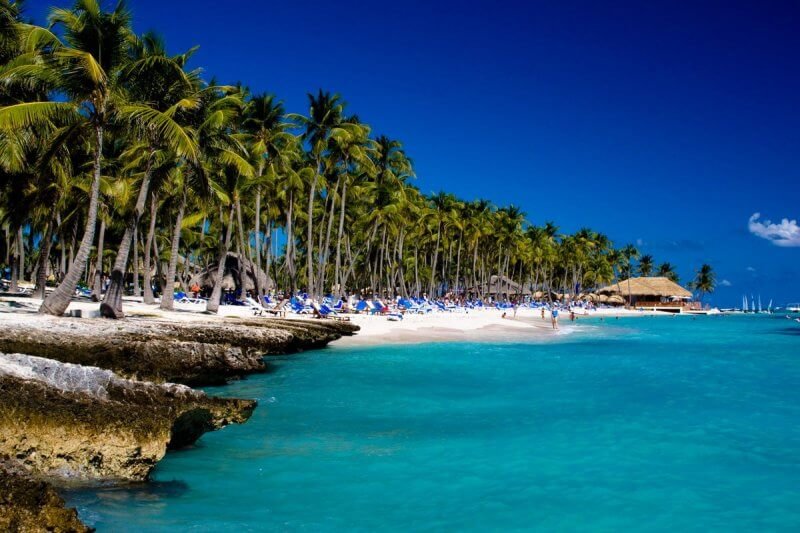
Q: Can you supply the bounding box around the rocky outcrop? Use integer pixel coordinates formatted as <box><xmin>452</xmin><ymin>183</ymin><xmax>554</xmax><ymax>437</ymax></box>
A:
<box><xmin>0</xmin><ymin>353</ymin><xmax>255</xmax><ymax>482</ymax></box>
<box><xmin>0</xmin><ymin>459</ymin><xmax>91</xmax><ymax>532</ymax></box>
<box><xmin>0</xmin><ymin>316</ymin><xmax>358</xmax><ymax>385</ymax></box>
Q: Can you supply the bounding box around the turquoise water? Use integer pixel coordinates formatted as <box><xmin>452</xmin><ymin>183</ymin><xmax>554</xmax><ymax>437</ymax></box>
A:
<box><xmin>66</xmin><ymin>315</ymin><xmax>800</xmax><ymax>531</ymax></box>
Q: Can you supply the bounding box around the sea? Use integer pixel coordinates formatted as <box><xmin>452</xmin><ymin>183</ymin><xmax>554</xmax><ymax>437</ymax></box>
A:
<box><xmin>65</xmin><ymin>314</ymin><xmax>800</xmax><ymax>531</ymax></box>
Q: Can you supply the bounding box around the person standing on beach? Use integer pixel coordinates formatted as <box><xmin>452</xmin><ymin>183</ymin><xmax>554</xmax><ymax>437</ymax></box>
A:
<box><xmin>552</xmin><ymin>308</ymin><xmax>559</xmax><ymax>330</ymax></box>
<box><xmin>541</xmin><ymin>307</ymin><xmax>546</xmax><ymax>320</ymax></box>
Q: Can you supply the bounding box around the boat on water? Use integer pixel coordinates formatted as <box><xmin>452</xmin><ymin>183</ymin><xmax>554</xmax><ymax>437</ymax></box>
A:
<box><xmin>685</xmin><ymin>307</ymin><xmax>722</xmax><ymax>315</ymax></box>
<box><xmin>787</xmin><ymin>303</ymin><xmax>800</xmax><ymax>313</ymax></box>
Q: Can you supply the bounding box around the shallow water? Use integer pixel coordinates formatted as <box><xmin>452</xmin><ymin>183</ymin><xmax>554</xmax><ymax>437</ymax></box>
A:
<box><xmin>66</xmin><ymin>315</ymin><xmax>800</xmax><ymax>531</ymax></box>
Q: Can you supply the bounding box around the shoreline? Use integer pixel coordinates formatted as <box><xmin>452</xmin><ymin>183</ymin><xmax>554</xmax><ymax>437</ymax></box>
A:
<box><xmin>331</xmin><ymin>306</ymin><xmax>669</xmax><ymax>347</ymax></box>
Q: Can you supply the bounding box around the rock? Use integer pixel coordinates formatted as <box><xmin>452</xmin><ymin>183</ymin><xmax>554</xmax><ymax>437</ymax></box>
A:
<box><xmin>0</xmin><ymin>315</ymin><xmax>358</xmax><ymax>385</ymax></box>
<box><xmin>0</xmin><ymin>458</ymin><xmax>91</xmax><ymax>532</ymax></box>
<box><xmin>0</xmin><ymin>353</ymin><xmax>255</xmax><ymax>482</ymax></box>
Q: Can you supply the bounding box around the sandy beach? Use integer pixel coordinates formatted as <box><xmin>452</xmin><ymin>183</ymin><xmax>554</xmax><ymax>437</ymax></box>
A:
<box><xmin>1</xmin><ymin>295</ymin><xmax>664</xmax><ymax>347</ymax></box>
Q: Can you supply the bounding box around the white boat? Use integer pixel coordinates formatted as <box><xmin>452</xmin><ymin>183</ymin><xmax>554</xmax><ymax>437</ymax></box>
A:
<box><xmin>686</xmin><ymin>307</ymin><xmax>721</xmax><ymax>316</ymax></box>
<box><xmin>788</xmin><ymin>303</ymin><xmax>800</xmax><ymax>313</ymax></box>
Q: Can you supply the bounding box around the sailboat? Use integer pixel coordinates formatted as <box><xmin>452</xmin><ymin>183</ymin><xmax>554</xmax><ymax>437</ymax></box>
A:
<box><xmin>758</xmin><ymin>295</ymin><xmax>762</xmax><ymax>314</ymax></box>
<box><xmin>743</xmin><ymin>295</ymin><xmax>749</xmax><ymax>313</ymax></box>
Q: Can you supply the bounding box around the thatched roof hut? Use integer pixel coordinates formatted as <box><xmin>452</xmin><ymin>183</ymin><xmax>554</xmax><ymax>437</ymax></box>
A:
<box><xmin>596</xmin><ymin>277</ymin><xmax>692</xmax><ymax>306</ymax></box>
<box><xmin>598</xmin><ymin>277</ymin><xmax>691</xmax><ymax>298</ymax></box>
<box><xmin>189</xmin><ymin>253</ymin><xmax>271</xmax><ymax>293</ymax></box>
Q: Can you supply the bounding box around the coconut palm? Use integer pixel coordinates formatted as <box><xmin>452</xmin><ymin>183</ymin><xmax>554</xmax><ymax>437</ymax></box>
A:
<box><xmin>241</xmin><ymin>93</ymin><xmax>292</xmax><ymax>296</ymax></box>
<box><xmin>100</xmin><ymin>33</ymin><xmax>199</xmax><ymax>317</ymax></box>
<box><xmin>637</xmin><ymin>254</ymin><xmax>654</xmax><ymax>277</ymax></box>
<box><xmin>689</xmin><ymin>264</ymin><xmax>716</xmax><ymax>301</ymax></box>
<box><xmin>0</xmin><ymin>0</ymin><xmax>135</xmax><ymax>315</ymax></box>
<box><xmin>290</xmin><ymin>90</ymin><xmax>345</xmax><ymax>296</ymax></box>
<box><xmin>657</xmin><ymin>262</ymin><xmax>679</xmax><ymax>283</ymax></box>
<box><xmin>620</xmin><ymin>244</ymin><xmax>639</xmax><ymax>306</ymax></box>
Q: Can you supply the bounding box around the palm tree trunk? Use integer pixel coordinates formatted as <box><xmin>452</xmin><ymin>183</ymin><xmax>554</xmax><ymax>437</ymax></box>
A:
<box><xmin>33</xmin><ymin>219</ymin><xmax>55</xmax><ymax>300</ymax></box>
<box><xmin>206</xmin><ymin>204</ymin><xmax>235</xmax><ymax>314</ymax></box>
<box><xmin>334</xmin><ymin>179</ymin><xmax>348</xmax><ymax>298</ymax></box>
<box><xmin>429</xmin><ymin>222</ymin><xmax>441</xmax><ymax>296</ymax></box>
<box><xmin>132</xmin><ymin>224</ymin><xmax>140</xmax><ymax>297</ymax></box>
<box><xmin>3</xmin><ymin>226</ymin><xmax>9</xmax><ymax>266</ymax></box>
<box><xmin>91</xmin><ymin>218</ymin><xmax>106</xmax><ymax>301</ymax></box>
<box><xmin>254</xmin><ymin>184</ymin><xmax>262</xmax><ymax>295</ymax></box>
<box><xmin>9</xmin><ymin>226</ymin><xmax>20</xmax><ymax>293</ymax></box>
<box><xmin>101</xmin><ymin>158</ymin><xmax>155</xmax><ymax>318</ymax></box>
<box><xmin>286</xmin><ymin>190</ymin><xmax>296</xmax><ymax>294</ymax></box>
<box><xmin>143</xmin><ymin>195</ymin><xmax>158</xmax><ymax>304</ymax></box>
<box><xmin>40</xmin><ymin>126</ymin><xmax>104</xmax><ymax>316</ymax></box>
<box><xmin>17</xmin><ymin>225</ymin><xmax>24</xmax><ymax>283</ymax></box>
<box><xmin>264</xmin><ymin>221</ymin><xmax>272</xmax><ymax>290</ymax></box>
<box><xmin>236</xmin><ymin>197</ymin><xmax>253</xmax><ymax>300</ymax></box>
<box><xmin>160</xmin><ymin>188</ymin><xmax>186</xmax><ymax>311</ymax></box>
<box><xmin>318</xmin><ymin>178</ymin><xmax>339</xmax><ymax>296</ymax></box>
<box><xmin>454</xmin><ymin>231</ymin><xmax>463</xmax><ymax>297</ymax></box>
<box><xmin>306</xmin><ymin>165</ymin><xmax>318</xmax><ymax>296</ymax></box>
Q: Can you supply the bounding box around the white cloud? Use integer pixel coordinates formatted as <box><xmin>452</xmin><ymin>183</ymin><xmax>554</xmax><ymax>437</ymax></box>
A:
<box><xmin>720</xmin><ymin>279</ymin><xmax>732</xmax><ymax>287</ymax></box>
<box><xmin>746</xmin><ymin>266</ymin><xmax>756</xmax><ymax>272</ymax></box>
<box><xmin>748</xmin><ymin>213</ymin><xmax>800</xmax><ymax>247</ymax></box>
<box><xmin>636</xmin><ymin>238</ymin><xmax>645</xmax><ymax>247</ymax></box>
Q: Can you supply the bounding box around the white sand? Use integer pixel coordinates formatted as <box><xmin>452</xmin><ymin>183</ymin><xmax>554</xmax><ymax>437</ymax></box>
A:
<box><xmin>0</xmin><ymin>295</ymin><xmax>664</xmax><ymax>346</ymax></box>
<box><xmin>332</xmin><ymin>306</ymin><xmax>663</xmax><ymax>346</ymax></box>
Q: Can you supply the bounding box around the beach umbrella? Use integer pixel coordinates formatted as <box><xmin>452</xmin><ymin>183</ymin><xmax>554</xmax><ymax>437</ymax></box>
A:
<box><xmin>608</xmin><ymin>294</ymin><xmax>625</xmax><ymax>305</ymax></box>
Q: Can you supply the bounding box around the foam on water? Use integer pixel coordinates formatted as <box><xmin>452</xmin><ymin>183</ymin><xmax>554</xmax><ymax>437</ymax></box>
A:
<box><xmin>65</xmin><ymin>315</ymin><xmax>800</xmax><ymax>531</ymax></box>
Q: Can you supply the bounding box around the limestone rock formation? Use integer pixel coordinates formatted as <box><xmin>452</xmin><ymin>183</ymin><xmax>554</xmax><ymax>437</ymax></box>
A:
<box><xmin>0</xmin><ymin>353</ymin><xmax>255</xmax><ymax>482</ymax></box>
<box><xmin>0</xmin><ymin>459</ymin><xmax>91</xmax><ymax>532</ymax></box>
<box><xmin>0</xmin><ymin>316</ymin><xmax>358</xmax><ymax>385</ymax></box>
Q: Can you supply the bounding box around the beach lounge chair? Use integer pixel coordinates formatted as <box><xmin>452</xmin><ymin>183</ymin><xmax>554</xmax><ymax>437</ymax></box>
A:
<box><xmin>291</xmin><ymin>299</ymin><xmax>312</xmax><ymax>314</ymax></box>
<box><xmin>260</xmin><ymin>298</ymin><xmax>288</xmax><ymax>317</ymax></box>
<box><xmin>311</xmin><ymin>302</ymin><xmax>351</xmax><ymax>321</ymax></box>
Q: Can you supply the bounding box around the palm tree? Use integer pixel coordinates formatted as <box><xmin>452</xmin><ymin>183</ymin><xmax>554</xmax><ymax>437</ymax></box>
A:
<box><xmin>290</xmin><ymin>90</ymin><xmax>345</xmax><ymax>297</ymax></box>
<box><xmin>689</xmin><ymin>264</ymin><xmax>715</xmax><ymax>302</ymax></box>
<box><xmin>621</xmin><ymin>244</ymin><xmax>639</xmax><ymax>307</ymax></box>
<box><xmin>100</xmin><ymin>33</ymin><xmax>199</xmax><ymax>317</ymax></box>
<box><xmin>241</xmin><ymin>93</ymin><xmax>292</xmax><ymax>296</ymax></box>
<box><xmin>0</xmin><ymin>0</ymin><xmax>134</xmax><ymax>315</ymax></box>
<box><xmin>637</xmin><ymin>254</ymin><xmax>654</xmax><ymax>277</ymax></box>
<box><xmin>657</xmin><ymin>262</ymin><xmax>679</xmax><ymax>283</ymax></box>
<box><xmin>195</xmin><ymin>86</ymin><xmax>254</xmax><ymax>314</ymax></box>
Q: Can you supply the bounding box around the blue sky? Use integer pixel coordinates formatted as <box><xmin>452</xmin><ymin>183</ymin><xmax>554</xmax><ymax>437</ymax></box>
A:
<box><xmin>24</xmin><ymin>0</ymin><xmax>800</xmax><ymax>306</ymax></box>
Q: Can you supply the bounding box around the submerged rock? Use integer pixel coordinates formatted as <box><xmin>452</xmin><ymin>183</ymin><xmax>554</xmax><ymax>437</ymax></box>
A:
<box><xmin>0</xmin><ymin>459</ymin><xmax>91</xmax><ymax>532</ymax></box>
<box><xmin>0</xmin><ymin>353</ymin><xmax>255</xmax><ymax>482</ymax></box>
<box><xmin>0</xmin><ymin>315</ymin><xmax>358</xmax><ymax>385</ymax></box>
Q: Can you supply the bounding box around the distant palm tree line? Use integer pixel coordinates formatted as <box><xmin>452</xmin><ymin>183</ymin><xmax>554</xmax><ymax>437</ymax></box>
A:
<box><xmin>0</xmin><ymin>1</ymin><xmax>714</xmax><ymax>317</ymax></box>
